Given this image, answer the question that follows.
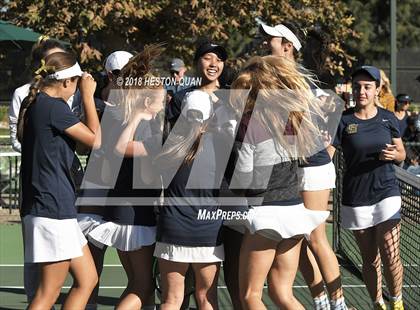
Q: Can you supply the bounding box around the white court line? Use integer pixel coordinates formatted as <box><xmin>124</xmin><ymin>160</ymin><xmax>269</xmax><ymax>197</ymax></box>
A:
<box><xmin>1</xmin><ymin>264</ymin><xmax>418</xmax><ymax>267</ymax></box>
<box><xmin>0</xmin><ymin>285</ymin><xmax>419</xmax><ymax>289</ymax></box>
<box><xmin>0</xmin><ymin>264</ymin><xmax>123</xmax><ymax>267</ymax></box>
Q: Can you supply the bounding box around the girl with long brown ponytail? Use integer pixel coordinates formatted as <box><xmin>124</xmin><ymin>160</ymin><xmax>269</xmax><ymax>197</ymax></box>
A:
<box><xmin>18</xmin><ymin>51</ymin><xmax>101</xmax><ymax>309</ymax></box>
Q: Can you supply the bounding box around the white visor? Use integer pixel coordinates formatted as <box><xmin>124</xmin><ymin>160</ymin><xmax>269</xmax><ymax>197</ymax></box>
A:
<box><xmin>46</xmin><ymin>63</ymin><xmax>83</xmax><ymax>80</ymax></box>
<box><xmin>314</xmin><ymin>88</ymin><xmax>330</xmax><ymax>98</ymax></box>
<box><xmin>181</xmin><ymin>90</ymin><xmax>213</xmax><ymax>122</ymax></box>
<box><xmin>260</xmin><ymin>23</ymin><xmax>302</xmax><ymax>51</ymax></box>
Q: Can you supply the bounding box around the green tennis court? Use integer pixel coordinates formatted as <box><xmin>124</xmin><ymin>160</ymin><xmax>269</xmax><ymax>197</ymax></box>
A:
<box><xmin>0</xmin><ymin>222</ymin><xmax>381</xmax><ymax>309</ymax></box>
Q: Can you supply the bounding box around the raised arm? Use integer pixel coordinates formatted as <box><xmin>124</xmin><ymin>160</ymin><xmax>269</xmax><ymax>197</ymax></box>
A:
<box><xmin>115</xmin><ymin>112</ymin><xmax>151</xmax><ymax>157</ymax></box>
<box><xmin>65</xmin><ymin>73</ymin><xmax>101</xmax><ymax>149</ymax></box>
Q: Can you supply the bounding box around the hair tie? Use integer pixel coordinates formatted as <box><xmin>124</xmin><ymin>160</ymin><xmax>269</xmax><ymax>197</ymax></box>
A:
<box><xmin>34</xmin><ymin>59</ymin><xmax>56</xmax><ymax>76</ymax></box>
<box><xmin>37</xmin><ymin>35</ymin><xmax>50</xmax><ymax>44</ymax></box>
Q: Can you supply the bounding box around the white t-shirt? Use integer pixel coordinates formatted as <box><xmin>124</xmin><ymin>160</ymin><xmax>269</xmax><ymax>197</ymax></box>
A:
<box><xmin>9</xmin><ymin>83</ymin><xmax>30</xmax><ymax>152</ymax></box>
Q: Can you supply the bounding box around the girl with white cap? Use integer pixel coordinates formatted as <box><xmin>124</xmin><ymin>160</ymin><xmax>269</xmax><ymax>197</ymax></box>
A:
<box><xmin>18</xmin><ymin>51</ymin><xmax>101</xmax><ymax>309</ymax></box>
<box><xmin>228</xmin><ymin>55</ymin><xmax>329</xmax><ymax>309</ymax></box>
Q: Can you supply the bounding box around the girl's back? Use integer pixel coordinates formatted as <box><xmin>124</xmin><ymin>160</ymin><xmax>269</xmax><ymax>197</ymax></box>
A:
<box><xmin>22</xmin><ymin>92</ymin><xmax>80</xmax><ymax>219</ymax></box>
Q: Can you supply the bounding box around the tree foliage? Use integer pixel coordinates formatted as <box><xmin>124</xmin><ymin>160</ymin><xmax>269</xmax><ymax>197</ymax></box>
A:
<box><xmin>1</xmin><ymin>0</ymin><xmax>359</xmax><ymax>78</ymax></box>
<box><xmin>343</xmin><ymin>0</ymin><xmax>420</xmax><ymax>64</ymax></box>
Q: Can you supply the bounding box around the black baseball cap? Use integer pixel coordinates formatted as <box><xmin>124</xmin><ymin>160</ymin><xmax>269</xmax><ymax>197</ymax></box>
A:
<box><xmin>194</xmin><ymin>42</ymin><xmax>228</xmax><ymax>62</ymax></box>
<box><xmin>352</xmin><ymin>65</ymin><xmax>381</xmax><ymax>85</ymax></box>
<box><xmin>396</xmin><ymin>93</ymin><xmax>412</xmax><ymax>103</ymax></box>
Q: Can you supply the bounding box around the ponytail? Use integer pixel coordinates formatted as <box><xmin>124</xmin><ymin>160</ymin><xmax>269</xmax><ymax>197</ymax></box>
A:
<box><xmin>17</xmin><ymin>52</ymin><xmax>77</xmax><ymax>143</ymax></box>
<box><xmin>17</xmin><ymin>76</ymin><xmax>43</xmax><ymax>143</ymax></box>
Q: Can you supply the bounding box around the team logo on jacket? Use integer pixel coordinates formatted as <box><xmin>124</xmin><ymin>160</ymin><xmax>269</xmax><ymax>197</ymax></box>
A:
<box><xmin>346</xmin><ymin>123</ymin><xmax>358</xmax><ymax>134</ymax></box>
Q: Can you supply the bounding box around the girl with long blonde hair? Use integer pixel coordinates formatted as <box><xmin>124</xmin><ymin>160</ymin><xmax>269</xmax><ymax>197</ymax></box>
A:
<box><xmin>228</xmin><ymin>55</ymin><xmax>329</xmax><ymax>309</ymax></box>
<box><xmin>378</xmin><ymin>69</ymin><xmax>395</xmax><ymax>111</ymax></box>
<box><xmin>115</xmin><ymin>44</ymin><xmax>229</xmax><ymax>308</ymax></box>
<box><xmin>89</xmin><ymin>45</ymin><xmax>165</xmax><ymax>309</ymax></box>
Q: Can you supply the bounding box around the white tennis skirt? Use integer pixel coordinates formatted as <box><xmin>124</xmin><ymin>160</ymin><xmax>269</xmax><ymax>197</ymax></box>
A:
<box><xmin>298</xmin><ymin>162</ymin><xmax>336</xmax><ymax>191</ymax></box>
<box><xmin>154</xmin><ymin>242</ymin><xmax>225</xmax><ymax>263</ymax></box>
<box><xmin>225</xmin><ymin>203</ymin><xmax>329</xmax><ymax>242</ymax></box>
<box><xmin>88</xmin><ymin>222</ymin><xmax>156</xmax><ymax>251</ymax></box>
<box><xmin>23</xmin><ymin>215</ymin><xmax>87</xmax><ymax>263</ymax></box>
<box><xmin>341</xmin><ymin>196</ymin><xmax>401</xmax><ymax>230</ymax></box>
<box><xmin>77</xmin><ymin>213</ymin><xmax>106</xmax><ymax>249</ymax></box>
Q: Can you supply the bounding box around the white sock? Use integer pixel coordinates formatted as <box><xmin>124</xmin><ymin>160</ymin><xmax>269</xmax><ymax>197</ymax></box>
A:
<box><xmin>314</xmin><ymin>294</ymin><xmax>331</xmax><ymax>310</ymax></box>
<box><xmin>390</xmin><ymin>295</ymin><xmax>402</xmax><ymax>302</ymax></box>
<box><xmin>376</xmin><ymin>297</ymin><xmax>385</xmax><ymax>305</ymax></box>
<box><xmin>331</xmin><ymin>297</ymin><xmax>348</xmax><ymax>310</ymax></box>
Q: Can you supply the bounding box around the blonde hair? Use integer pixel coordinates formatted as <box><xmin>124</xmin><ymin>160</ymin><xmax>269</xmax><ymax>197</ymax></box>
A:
<box><xmin>380</xmin><ymin>69</ymin><xmax>393</xmax><ymax>96</ymax></box>
<box><xmin>230</xmin><ymin>55</ymin><xmax>322</xmax><ymax>159</ymax></box>
<box><xmin>116</xmin><ymin>44</ymin><xmax>165</xmax><ymax>124</ymax></box>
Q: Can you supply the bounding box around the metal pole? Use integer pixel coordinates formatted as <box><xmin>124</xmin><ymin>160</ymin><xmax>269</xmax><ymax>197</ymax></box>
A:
<box><xmin>390</xmin><ymin>0</ymin><xmax>397</xmax><ymax>94</ymax></box>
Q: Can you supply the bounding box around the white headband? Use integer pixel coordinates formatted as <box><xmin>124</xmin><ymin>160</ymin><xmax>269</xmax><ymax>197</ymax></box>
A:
<box><xmin>46</xmin><ymin>63</ymin><xmax>83</xmax><ymax>80</ymax></box>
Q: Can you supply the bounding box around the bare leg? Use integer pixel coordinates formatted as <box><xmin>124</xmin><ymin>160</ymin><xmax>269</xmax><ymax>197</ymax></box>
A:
<box><xmin>86</xmin><ymin>242</ymin><xmax>107</xmax><ymax>307</ymax></box>
<box><xmin>192</xmin><ymin>262</ymin><xmax>220</xmax><ymax>310</ymax></box>
<box><xmin>222</xmin><ymin>226</ymin><xmax>243</xmax><ymax>310</ymax></box>
<box><xmin>116</xmin><ymin>245</ymin><xmax>155</xmax><ymax>310</ymax></box>
<box><xmin>299</xmin><ymin>241</ymin><xmax>326</xmax><ymax>298</ymax></box>
<box><xmin>353</xmin><ymin>227</ymin><xmax>382</xmax><ymax>303</ymax></box>
<box><xmin>159</xmin><ymin>259</ymin><xmax>189</xmax><ymax>310</ymax></box>
<box><xmin>301</xmin><ymin>190</ymin><xmax>344</xmax><ymax>300</ymax></box>
<box><xmin>63</xmin><ymin>245</ymin><xmax>98</xmax><ymax>310</ymax></box>
<box><xmin>376</xmin><ymin>220</ymin><xmax>403</xmax><ymax>298</ymax></box>
<box><xmin>267</xmin><ymin>238</ymin><xmax>305</xmax><ymax>310</ymax></box>
<box><xmin>239</xmin><ymin>231</ymin><xmax>277</xmax><ymax>309</ymax></box>
<box><xmin>28</xmin><ymin>260</ymin><xmax>70</xmax><ymax>310</ymax></box>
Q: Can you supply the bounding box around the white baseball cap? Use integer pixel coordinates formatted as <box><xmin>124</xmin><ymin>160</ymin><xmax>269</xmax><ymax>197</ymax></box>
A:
<box><xmin>104</xmin><ymin>51</ymin><xmax>133</xmax><ymax>72</ymax></box>
<box><xmin>181</xmin><ymin>90</ymin><xmax>213</xmax><ymax>122</ymax></box>
<box><xmin>260</xmin><ymin>23</ymin><xmax>302</xmax><ymax>51</ymax></box>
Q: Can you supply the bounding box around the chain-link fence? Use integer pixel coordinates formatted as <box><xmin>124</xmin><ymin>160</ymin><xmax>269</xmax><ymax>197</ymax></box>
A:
<box><xmin>333</xmin><ymin>144</ymin><xmax>420</xmax><ymax>310</ymax></box>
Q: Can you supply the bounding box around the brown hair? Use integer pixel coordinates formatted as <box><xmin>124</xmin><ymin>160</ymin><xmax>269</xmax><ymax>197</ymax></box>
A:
<box><xmin>116</xmin><ymin>44</ymin><xmax>165</xmax><ymax>124</ymax></box>
<box><xmin>154</xmin><ymin>109</ymin><xmax>211</xmax><ymax>168</ymax></box>
<box><xmin>17</xmin><ymin>52</ymin><xmax>78</xmax><ymax>142</ymax></box>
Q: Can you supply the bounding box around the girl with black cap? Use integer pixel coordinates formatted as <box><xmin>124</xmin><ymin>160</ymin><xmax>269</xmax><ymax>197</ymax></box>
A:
<box><xmin>394</xmin><ymin>94</ymin><xmax>412</xmax><ymax>136</ymax></box>
<box><xmin>329</xmin><ymin>65</ymin><xmax>406</xmax><ymax>310</ymax></box>
<box><xmin>165</xmin><ymin>40</ymin><xmax>227</xmax><ymax>132</ymax></box>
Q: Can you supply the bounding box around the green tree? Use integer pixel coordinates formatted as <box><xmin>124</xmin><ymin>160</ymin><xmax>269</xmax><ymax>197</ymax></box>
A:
<box><xmin>343</xmin><ymin>0</ymin><xmax>420</xmax><ymax>64</ymax></box>
<box><xmin>1</xmin><ymin>0</ymin><xmax>359</xmax><ymax>79</ymax></box>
